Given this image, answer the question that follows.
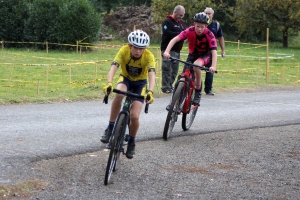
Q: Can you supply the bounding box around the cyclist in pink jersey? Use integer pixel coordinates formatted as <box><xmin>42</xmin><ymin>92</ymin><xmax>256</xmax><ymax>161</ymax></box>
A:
<box><xmin>163</xmin><ymin>12</ymin><xmax>217</xmax><ymax>105</ymax></box>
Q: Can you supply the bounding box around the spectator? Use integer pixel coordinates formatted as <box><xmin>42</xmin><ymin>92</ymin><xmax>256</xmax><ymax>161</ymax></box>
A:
<box><xmin>204</xmin><ymin>7</ymin><xmax>226</xmax><ymax>95</ymax></box>
<box><xmin>160</xmin><ymin>5</ymin><xmax>185</xmax><ymax>94</ymax></box>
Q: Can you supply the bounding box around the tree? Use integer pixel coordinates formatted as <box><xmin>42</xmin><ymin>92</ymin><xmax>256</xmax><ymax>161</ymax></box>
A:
<box><xmin>89</xmin><ymin>0</ymin><xmax>151</xmax><ymax>13</ymax></box>
<box><xmin>210</xmin><ymin>0</ymin><xmax>237</xmax><ymax>35</ymax></box>
<box><xmin>234</xmin><ymin>0</ymin><xmax>300</xmax><ymax>47</ymax></box>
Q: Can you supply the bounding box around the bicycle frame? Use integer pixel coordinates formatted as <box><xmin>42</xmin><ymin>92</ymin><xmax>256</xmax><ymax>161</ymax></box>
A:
<box><xmin>163</xmin><ymin>56</ymin><xmax>217</xmax><ymax>140</ymax></box>
<box><xmin>104</xmin><ymin>88</ymin><xmax>149</xmax><ymax>185</ymax></box>
<box><xmin>117</xmin><ymin>95</ymin><xmax>132</xmax><ymax>131</ymax></box>
<box><xmin>176</xmin><ymin>67</ymin><xmax>195</xmax><ymax>114</ymax></box>
<box><xmin>109</xmin><ymin>89</ymin><xmax>149</xmax><ymax>153</ymax></box>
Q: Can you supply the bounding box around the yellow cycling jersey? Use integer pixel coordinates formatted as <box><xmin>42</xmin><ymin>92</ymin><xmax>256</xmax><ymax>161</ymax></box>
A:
<box><xmin>113</xmin><ymin>45</ymin><xmax>156</xmax><ymax>81</ymax></box>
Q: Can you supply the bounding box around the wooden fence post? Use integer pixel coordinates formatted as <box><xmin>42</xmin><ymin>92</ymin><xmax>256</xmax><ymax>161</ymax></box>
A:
<box><xmin>257</xmin><ymin>56</ymin><xmax>260</xmax><ymax>84</ymax></box>
<box><xmin>80</xmin><ymin>45</ymin><xmax>82</xmax><ymax>59</ymax></box>
<box><xmin>297</xmin><ymin>63</ymin><xmax>299</xmax><ymax>83</ymax></box>
<box><xmin>235</xmin><ymin>40</ymin><xmax>240</xmax><ymax>83</ymax></box>
<box><xmin>45</xmin><ymin>69</ymin><xmax>49</xmax><ymax>94</ymax></box>
<box><xmin>76</xmin><ymin>41</ymin><xmax>79</xmax><ymax>53</ymax></box>
<box><xmin>94</xmin><ymin>62</ymin><xmax>97</xmax><ymax>87</ymax></box>
<box><xmin>37</xmin><ymin>81</ymin><xmax>40</xmax><ymax>95</ymax></box>
<box><xmin>69</xmin><ymin>65</ymin><xmax>72</xmax><ymax>88</ymax></box>
<box><xmin>266</xmin><ymin>28</ymin><xmax>269</xmax><ymax>83</ymax></box>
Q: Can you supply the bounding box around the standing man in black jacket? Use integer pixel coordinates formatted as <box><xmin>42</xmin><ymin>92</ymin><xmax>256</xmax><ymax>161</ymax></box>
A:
<box><xmin>160</xmin><ymin>5</ymin><xmax>185</xmax><ymax>94</ymax></box>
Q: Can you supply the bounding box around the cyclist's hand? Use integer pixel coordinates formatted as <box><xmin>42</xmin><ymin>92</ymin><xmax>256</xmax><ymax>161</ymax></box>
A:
<box><xmin>209</xmin><ymin>67</ymin><xmax>217</xmax><ymax>73</ymax></box>
<box><xmin>103</xmin><ymin>82</ymin><xmax>113</xmax><ymax>95</ymax></box>
<box><xmin>145</xmin><ymin>90</ymin><xmax>154</xmax><ymax>104</ymax></box>
<box><xmin>221</xmin><ymin>52</ymin><xmax>226</xmax><ymax>58</ymax></box>
<box><xmin>163</xmin><ymin>52</ymin><xmax>170</xmax><ymax>59</ymax></box>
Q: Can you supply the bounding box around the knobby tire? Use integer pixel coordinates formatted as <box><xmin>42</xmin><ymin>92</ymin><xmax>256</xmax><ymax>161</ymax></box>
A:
<box><xmin>104</xmin><ymin>113</ymin><xmax>126</xmax><ymax>185</ymax></box>
<box><xmin>163</xmin><ymin>82</ymin><xmax>185</xmax><ymax>140</ymax></box>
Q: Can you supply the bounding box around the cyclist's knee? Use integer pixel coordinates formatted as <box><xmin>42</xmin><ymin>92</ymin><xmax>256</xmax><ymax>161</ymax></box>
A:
<box><xmin>113</xmin><ymin>93</ymin><xmax>124</xmax><ymax>102</ymax></box>
<box><xmin>130</xmin><ymin>114</ymin><xmax>139</xmax><ymax>123</ymax></box>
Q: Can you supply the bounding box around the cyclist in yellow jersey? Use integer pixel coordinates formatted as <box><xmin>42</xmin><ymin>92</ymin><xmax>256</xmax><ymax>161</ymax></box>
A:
<box><xmin>101</xmin><ymin>30</ymin><xmax>156</xmax><ymax>159</ymax></box>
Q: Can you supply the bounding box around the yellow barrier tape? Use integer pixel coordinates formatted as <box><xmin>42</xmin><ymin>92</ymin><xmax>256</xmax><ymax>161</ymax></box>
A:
<box><xmin>0</xmin><ymin>60</ymin><xmax>111</xmax><ymax>66</ymax></box>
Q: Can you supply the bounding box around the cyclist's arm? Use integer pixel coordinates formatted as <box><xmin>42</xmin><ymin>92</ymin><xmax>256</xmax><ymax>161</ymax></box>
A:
<box><xmin>163</xmin><ymin>36</ymin><xmax>181</xmax><ymax>58</ymax></box>
<box><xmin>148</xmin><ymin>70</ymin><xmax>156</xmax><ymax>92</ymax></box>
<box><xmin>210</xmin><ymin>49</ymin><xmax>218</xmax><ymax>72</ymax></box>
<box><xmin>107</xmin><ymin>63</ymin><xmax>118</xmax><ymax>83</ymax></box>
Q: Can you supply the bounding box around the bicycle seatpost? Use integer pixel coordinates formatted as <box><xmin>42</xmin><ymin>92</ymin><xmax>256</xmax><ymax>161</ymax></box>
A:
<box><xmin>103</xmin><ymin>86</ymin><xmax>112</xmax><ymax>104</ymax></box>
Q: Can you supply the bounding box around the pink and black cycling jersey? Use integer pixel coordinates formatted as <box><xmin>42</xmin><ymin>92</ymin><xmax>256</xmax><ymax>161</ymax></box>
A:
<box><xmin>178</xmin><ymin>26</ymin><xmax>217</xmax><ymax>55</ymax></box>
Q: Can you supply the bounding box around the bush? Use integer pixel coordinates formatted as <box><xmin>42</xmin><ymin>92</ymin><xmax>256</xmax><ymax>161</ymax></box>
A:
<box><xmin>24</xmin><ymin>0</ymin><xmax>61</xmax><ymax>44</ymax></box>
<box><xmin>55</xmin><ymin>0</ymin><xmax>102</xmax><ymax>45</ymax></box>
<box><xmin>24</xmin><ymin>0</ymin><xmax>101</xmax><ymax>48</ymax></box>
<box><xmin>0</xmin><ymin>0</ymin><xmax>29</xmax><ymax>44</ymax></box>
<box><xmin>0</xmin><ymin>0</ymin><xmax>101</xmax><ymax>48</ymax></box>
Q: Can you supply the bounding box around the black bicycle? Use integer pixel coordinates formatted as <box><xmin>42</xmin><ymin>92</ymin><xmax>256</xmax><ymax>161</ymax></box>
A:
<box><xmin>163</xmin><ymin>57</ymin><xmax>217</xmax><ymax>140</ymax></box>
<box><xmin>103</xmin><ymin>87</ymin><xmax>149</xmax><ymax>185</ymax></box>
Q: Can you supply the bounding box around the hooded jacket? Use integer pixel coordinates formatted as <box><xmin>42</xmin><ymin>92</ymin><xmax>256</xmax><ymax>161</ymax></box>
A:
<box><xmin>160</xmin><ymin>15</ymin><xmax>185</xmax><ymax>53</ymax></box>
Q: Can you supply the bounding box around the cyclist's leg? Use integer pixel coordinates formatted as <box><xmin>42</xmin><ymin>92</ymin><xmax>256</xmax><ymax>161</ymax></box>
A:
<box><xmin>193</xmin><ymin>54</ymin><xmax>212</xmax><ymax>105</ymax></box>
<box><xmin>129</xmin><ymin>101</ymin><xmax>143</xmax><ymax>138</ymax></box>
<box><xmin>125</xmin><ymin>80</ymin><xmax>146</xmax><ymax>159</ymax></box>
<box><xmin>192</xmin><ymin>59</ymin><xmax>205</xmax><ymax>105</ymax></box>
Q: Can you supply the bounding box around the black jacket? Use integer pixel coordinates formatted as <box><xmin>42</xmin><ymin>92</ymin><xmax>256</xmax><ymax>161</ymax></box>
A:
<box><xmin>160</xmin><ymin>15</ymin><xmax>185</xmax><ymax>53</ymax></box>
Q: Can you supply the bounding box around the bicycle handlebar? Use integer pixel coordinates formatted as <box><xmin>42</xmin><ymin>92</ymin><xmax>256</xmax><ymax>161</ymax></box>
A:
<box><xmin>169</xmin><ymin>56</ymin><xmax>218</xmax><ymax>73</ymax></box>
<box><xmin>103</xmin><ymin>87</ymin><xmax>150</xmax><ymax>113</ymax></box>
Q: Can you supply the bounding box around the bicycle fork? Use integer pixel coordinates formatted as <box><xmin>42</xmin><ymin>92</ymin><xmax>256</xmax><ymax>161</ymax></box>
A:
<box><xmin>168</xmin><ymin>80</ymin><xmax>189</xmax><ymax>114</ymax></box>
<box><xmin>111</xmin><ymin>110</ymin><xmax>130</xmax><ymax>154</ymax></box>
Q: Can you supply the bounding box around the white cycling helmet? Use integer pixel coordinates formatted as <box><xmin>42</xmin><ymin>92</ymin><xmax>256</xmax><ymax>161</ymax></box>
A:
<box><xmin>128</xmin><ymin>30</ymin><xmax>150</xmax><ymax>48</ymax></box>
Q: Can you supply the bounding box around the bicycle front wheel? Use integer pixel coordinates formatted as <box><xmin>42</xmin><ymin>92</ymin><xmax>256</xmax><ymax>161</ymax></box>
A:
<box><xmin>182</xmin><ymin>90</ymin><xmax>198</xmax><ymax>130</ymax></box>
<box><xmin>163</xmin><ymin>82</ymin><xmax>185</xmax><ymax>140</ymax></box>
<box><xmin>104</xmin><ymin>113</ymin><xmax>126</xmax><ymax>185</ymax></box>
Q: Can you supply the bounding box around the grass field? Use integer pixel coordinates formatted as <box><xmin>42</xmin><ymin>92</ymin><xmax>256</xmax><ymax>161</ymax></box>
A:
<box><xmin>0</xmin><ymin>38</ymin><xmax>299</xmax><ymax>104</ymax></box>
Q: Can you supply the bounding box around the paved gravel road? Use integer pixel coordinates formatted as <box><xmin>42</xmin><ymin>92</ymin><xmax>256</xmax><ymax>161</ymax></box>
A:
<box><xmin>1</xmin><ymin>86</ymin><xmax>300</xmax><ymax>199</ymax></box>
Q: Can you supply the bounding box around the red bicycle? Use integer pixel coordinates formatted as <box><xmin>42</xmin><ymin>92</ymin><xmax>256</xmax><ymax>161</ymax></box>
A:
<box><xmin>163</xmin><ymin>57</ymin><xmax>217</xmax><ymax>140</ymax></box>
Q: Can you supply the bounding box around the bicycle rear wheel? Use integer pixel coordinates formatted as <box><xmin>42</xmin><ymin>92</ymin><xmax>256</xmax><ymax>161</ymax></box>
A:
<box><xmin>182</xmin><ymin>89</ymin><xmax>198</xmax><ymax>130</ymax></box>
<box><xmin>104</xmin><ymin>113</ymin><xmax>126</xmax><ymax>185</ymax></box>
<box><xmin>163</xmin><ymin>82</ymin><xmax>185</xmax><ymax>140</ymax></box>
